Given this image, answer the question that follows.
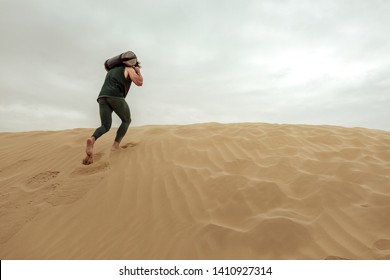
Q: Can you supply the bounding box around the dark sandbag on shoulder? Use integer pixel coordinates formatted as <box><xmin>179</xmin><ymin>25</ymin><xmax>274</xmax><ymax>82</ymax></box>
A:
<box><xmin>104</xmin><ymin>51</ymin><xmax>138</xmax><ymax>71</ymax></box>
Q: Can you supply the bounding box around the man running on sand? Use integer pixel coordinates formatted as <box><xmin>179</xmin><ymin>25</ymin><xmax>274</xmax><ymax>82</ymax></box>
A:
<box><xmin>83</xmin><ymin>54</ymin><xmax>143</xmax><ymax>165</ymax></box>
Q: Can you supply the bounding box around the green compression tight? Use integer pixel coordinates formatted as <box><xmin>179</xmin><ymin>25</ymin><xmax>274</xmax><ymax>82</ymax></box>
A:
<box><xmin>92</xmin><ymin>97</ymin><xmax>131</xmax><ymax>143</ymax></box>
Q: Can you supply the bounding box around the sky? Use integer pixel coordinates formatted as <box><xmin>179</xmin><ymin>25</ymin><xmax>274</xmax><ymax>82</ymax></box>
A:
<box><xmin>1</xmin><ymin>0</ymin><xmax>390</xmax><ymax>132</ymax></box>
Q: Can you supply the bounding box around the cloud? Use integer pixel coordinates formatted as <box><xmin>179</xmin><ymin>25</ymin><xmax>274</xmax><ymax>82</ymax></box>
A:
<box><xmin>1</xmin><ymin>0</ymin><xmax>389</xmax><ymax>132</ymax></box>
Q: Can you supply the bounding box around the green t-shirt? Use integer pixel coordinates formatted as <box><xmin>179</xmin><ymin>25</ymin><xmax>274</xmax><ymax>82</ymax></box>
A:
<box><xmin>98</xmin><ymin>65</ymin><xmax>132</xmax><ymax>100</ymax></box>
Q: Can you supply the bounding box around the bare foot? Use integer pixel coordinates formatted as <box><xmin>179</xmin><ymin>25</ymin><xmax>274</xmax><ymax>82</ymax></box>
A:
<box><xmin>83</xmin><ymin>137</ymin><xmax>95</xmax><ymax>165</ymax></box>
<box><xmin>111</xmin><ymin>141</ymin><xmax>121</xmax><ymax>151</ymax></box>
<box><xmin>86</xmin><ymin>137</ymin><xmax>95</xmax><ymax>155</ymax></box>
<box><xmin>82</xmin><ymin>154</ymin><xmax>94</xmax><ymax>165</ymax></box>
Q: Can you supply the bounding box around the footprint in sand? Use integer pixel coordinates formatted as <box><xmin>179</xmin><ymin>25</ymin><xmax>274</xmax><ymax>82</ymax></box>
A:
<box><xmin>121</xmin><ymin>142</ymin><xmax>138</xmax><ymax>149</ymax></box>
<box><xmin>72</xmin><ymin>162</ymin><xmax>110</xmax><ymax>176</ymax></box>
<box><xmin>73</xmin><ymin>152</ymin><xmax>110</xmax><ymax>176</ymax></box>
<box><xmin>25</xmin><ymin>171</ymin><xmax>60</xmax><ymax>191</ymax></box>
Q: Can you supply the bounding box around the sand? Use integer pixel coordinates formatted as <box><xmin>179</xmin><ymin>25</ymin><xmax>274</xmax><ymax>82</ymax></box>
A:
<box><xmin>0</xmin><ymin>122</ymin><xmax>389</xmax><ymax>260</ymax></box>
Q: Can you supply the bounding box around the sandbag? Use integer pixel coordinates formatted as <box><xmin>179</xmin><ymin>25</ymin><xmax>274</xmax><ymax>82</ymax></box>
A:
<box><xmin>104</xmin><ymin>51</ymin><xmax>137</xmax><ymax>71</ymax></box>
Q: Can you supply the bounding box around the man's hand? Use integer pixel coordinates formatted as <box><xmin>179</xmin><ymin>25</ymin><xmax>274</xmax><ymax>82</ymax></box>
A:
<box><xmin>133</xmin><ymin>66</ymin><xmax>141</xmax><ymax>75</ymax></box>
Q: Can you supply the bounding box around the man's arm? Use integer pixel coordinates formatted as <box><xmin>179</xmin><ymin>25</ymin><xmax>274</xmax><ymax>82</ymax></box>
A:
<box><xmin>128</xmin><ymin>67</ymin><xmax>143</xmax><ymax>86</ymax></box>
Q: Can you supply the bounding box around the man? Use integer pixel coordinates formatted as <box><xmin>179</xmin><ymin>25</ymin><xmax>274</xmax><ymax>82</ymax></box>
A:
<box><xmin>83</xmin><ymin>53</ymin><xmax>143</xmax><ymax>165</ymax></box>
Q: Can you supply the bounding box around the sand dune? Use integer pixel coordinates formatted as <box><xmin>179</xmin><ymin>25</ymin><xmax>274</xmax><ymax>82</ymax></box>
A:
<box><xmin>0</xmin><ymin>122</ymin><xmax>390</xmax><ymax>259</ymax></box>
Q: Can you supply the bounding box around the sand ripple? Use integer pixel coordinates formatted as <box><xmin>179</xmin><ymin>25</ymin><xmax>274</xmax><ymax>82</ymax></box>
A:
<box><xmin>0</xmin><ymin>123</ymin><xmax>389</xmax><ymax>259</ymax></box>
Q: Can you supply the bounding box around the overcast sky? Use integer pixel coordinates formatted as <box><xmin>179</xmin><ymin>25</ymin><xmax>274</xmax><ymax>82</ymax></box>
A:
<box><xmin>1</xmin><ymin>0</ymin><xmax>389</xmax><ymax>132</ymax></box>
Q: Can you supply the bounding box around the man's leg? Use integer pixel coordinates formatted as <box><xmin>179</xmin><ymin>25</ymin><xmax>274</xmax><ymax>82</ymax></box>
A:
<box><xmin>83</xmin><ymin>98</ymin><xmax>113</xmax><ymax>164</ymax></box>
<box><xmin>107</xmin><ymin>98</ymin><xmax>131</xmax><ymax>150</ymax></box>
<box><xmin>92</xmin><ymin>98</ymin><xmax>114</xmax><ymax>140</ymax></box>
